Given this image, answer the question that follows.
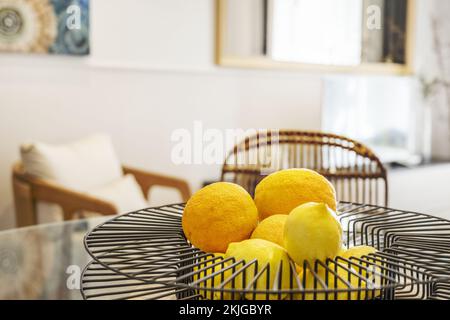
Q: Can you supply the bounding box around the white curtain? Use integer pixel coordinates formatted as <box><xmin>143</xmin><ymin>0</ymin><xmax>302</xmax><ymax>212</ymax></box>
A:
<box><xmin>268</xmin><ymin>0</ymin><xmax>363</xmax><ymax>65</ymax></box>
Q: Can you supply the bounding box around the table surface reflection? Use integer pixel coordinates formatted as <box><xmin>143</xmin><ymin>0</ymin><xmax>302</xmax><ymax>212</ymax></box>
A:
<box><xmin>0</xmin><ymin>217</ymin><xmax>109</xmax><ymax>300</ymax></box>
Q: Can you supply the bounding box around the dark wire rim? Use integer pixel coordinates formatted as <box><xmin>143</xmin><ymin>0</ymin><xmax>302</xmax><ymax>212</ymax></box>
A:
<box><xmin>81</xmin><ymin>202</ymin><xmax>450</xmax><ymax>298</ymax></box>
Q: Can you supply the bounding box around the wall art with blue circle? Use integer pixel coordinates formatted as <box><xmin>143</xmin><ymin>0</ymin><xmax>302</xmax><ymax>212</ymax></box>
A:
<box><xmin>0</xmin><ymin>0</ymin><xmax>90</xmax><ymax>56</ymax></box>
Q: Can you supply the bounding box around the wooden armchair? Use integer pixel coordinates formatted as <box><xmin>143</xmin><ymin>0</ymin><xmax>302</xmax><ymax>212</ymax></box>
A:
<box><xmin>12</xmin><ymin>162</ymin><xmax>191</xmax><ymax>227</ymax></box>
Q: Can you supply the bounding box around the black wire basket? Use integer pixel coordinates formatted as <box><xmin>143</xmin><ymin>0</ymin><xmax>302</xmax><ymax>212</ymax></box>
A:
<box><xmin>80</xmin><ymin>203</ymin><xmax>450</xmax><ymax>300</ymax></box>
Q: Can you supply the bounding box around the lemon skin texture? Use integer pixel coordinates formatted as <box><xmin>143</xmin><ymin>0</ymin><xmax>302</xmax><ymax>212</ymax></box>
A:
<box><xmin>254</xmin><ymin>169</ymin><xmax>337</xmax><ymax>220</ymax></box>
<box><xmin>251</xmin><ymin>214</ymin><xmax>288</xmax><ymax>247</ymax></box>
<box><xmin>225</xmin><ymin>239</ymin><xmax>293</xmax><ymax>300</ymax></box>
<box><xmin>283</xmin><ymin>202</ymin><xmax>342</xmax><ymax>266</ymax></box>
<box><xmin>182</xmin><ymin>182</ymin><xmax>258</xmax><ymax>253</ymax></box>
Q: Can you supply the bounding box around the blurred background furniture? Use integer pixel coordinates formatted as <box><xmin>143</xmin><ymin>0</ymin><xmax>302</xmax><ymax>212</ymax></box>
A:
<box><xmin>12</xmin><ymin>134</ymin><xmax>191</xmax><ymax>227</ymax></box>
<box><xmin>221</xmin><ymin>130</ymin><xmax>388</xmax><ymax>206</ymax></box>
<box><xmin>0</xmin><ymin>215</ymin><xmax>109</xmax><ymax>299</ymax></box>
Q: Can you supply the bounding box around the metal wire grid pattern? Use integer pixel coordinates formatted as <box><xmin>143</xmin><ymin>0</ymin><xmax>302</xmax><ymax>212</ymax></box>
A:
<box><xmin>81</xmin><ymin>203</ymin><xmax>450</xmax><ymax>300</ymax></box>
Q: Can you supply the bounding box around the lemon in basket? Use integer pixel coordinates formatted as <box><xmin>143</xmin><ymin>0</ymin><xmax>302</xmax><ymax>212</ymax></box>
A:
<box><xmin>341</xmin><ymin>246</ymin><xmax>381</xmax><ymax>283</ymax></box>
<box><xmin>341</xmin><ymin>246</ymin><xmax>383</xmax><ymax>298</ymax></box>
<box><xmin>284</xmin><ymin>202</ymin><xmax>342</xmax><ymax>265</ymax></box>
<box><xmin>295</xmin><ymin>246</ymin><xmax>382</xmax><ymax>300</ymax></box>
<box><xmin>225</xmin><ymin>239</ymin><xmax>293</xmax><ymax>300</ymax></box>
<box><xmin>182</xmin><ymin>182</ymin><xmax>258</xmax><ymax>253</ymax></box>
<box><xmin>337</xmin><ymin>246</ymin><xmax>347</xmax><ymax>257</ymax></box>
<box><xmin>193</xmin><ymin>253</ymin><xmax>233</xmax><ymax>300</ymax></box>
<box><xmin>341</xmin><ymin>246</ymin><xmax>377</xmax><ymax>260</ymax></box>
<box><xmin>251</xmin><ymin>214</ymin><xmax>287</xmax><ymax>247</ymax></box>
<box><xmin>254</xmin><ymin>169</ymin><xmax>337</xmax><ymax>220</ymax></box>
<box><xmin>298</xmin><ymin>265</ymin><xmax>363</xmax><ymax>300</ymax></box>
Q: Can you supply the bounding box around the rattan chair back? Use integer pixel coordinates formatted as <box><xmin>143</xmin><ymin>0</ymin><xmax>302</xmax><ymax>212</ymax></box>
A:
<box><xmin>221</xmin><ymin>130</ymin><xmax>388</xmax><ymax>206</ymax></box>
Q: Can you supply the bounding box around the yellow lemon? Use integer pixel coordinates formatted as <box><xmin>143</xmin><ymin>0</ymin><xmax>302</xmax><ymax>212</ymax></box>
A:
<box><xmin>295</xmin><ymin>246</ymin><xmax>381</xmax><ymax>300</ymax></box>
<box><xmin>341</xmin><ymin>246</ymin><xmax>380</xmax><ymax>280</ymax></box>
<box><xmin>193</xmin><ymin>253</ymin><xmax>233</xmax><ymax>300</ymax></box>
<box><xmin>254</xmin><ymin>169</ymin><xmax>337</xmax><ymax>220</ymax></box>
<box><xmin>298</xmin><ymin>265</ymin><xmax>364</xmax><ymax>300</ymax></box>
<box><xmin>225</xmin><ymin>239</ymin><xmax>293</xmax><ymax>300</ymax></box>
<box><xmin>336</xmin><ymin>246</ymin><xmax>347</xmax><ymax>257</ymax></box>
<box><xmin>341</xmin><ymin>246</ymin><xmax>382</xmax><ymax>299</ymax></box>
<box><xmin>182</xmin><ymin>182</ymin><xmax>258</xmax><ymax>253</ymax></box>
<box><xmin>251</xmin><ymin>214</ymin><xmax>287</xmax><ymax>247</ymax></box>
<box><xmin>341</xmin><ymin>246</ymin><xmax>377</xmax><ymax>260</ymax></box>
<box><xmin>284</xmin><ymin>202</ymin><xmax>342</xmax><ymax>266</ymax></box>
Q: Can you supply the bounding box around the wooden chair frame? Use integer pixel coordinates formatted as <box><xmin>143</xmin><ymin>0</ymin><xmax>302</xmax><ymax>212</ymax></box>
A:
<box><xmin>221</xmin><ymin>130</ymin><xmax>388</xmax><ymax>206</ymax></box>
<box><xmin>12</xmin><ymin>162</ymin><xmax>191</xmax><ymax>227</ymax></box>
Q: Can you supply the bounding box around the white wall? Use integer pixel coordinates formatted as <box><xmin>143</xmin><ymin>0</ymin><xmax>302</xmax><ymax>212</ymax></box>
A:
<box><xmin>2</xmin><ymin>0</ymin><xmax>449</xmax><ymax>230</ymax></box>
<box><xmin>0</xmin><ymin>0</ymin><xmax>322</xmax><ymax>229</ymax></box>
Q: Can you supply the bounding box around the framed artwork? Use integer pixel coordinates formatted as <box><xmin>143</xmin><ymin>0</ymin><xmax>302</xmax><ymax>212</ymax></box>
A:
<box><xmin>0</xmin><ymin>0</ymin><xmax>89</xmax><ymax>55</ymax></box>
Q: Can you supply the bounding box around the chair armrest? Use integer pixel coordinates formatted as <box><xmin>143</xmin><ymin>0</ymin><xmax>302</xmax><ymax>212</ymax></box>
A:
<box><xmin>18</xmin><ymin>174</ymin><xmax>117</xmax><ymax>220</ymax></box>
<box><xmin>123</xmin><ymin>166</ymin><xmax>191</xmax><ymax>202</ymax></box>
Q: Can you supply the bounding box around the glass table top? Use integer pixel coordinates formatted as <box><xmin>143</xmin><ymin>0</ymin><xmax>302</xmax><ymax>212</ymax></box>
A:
<box><xmin>0</xmin><ymin>217</ymin><xmax>110</xmax><ymax>300</ymax></box>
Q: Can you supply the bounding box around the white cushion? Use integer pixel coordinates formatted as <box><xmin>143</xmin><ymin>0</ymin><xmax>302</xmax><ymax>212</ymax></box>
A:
<box><xmin>89</xmin><ymin>174</ymin><xmax>148</xmax><ymax>213</ymax></box>
<box><xmin>36</xmin><ymin>175</ymin><xmax>149</xmax><ymax>224</ymax></box>
<box><xmin>148</xmin><ymin>186</ymin><xmax>183</xmax><ymax>207</ymax></box>
<box><xmin>36</xmin><ymin>202</ymin><xmax>64</xmax><ymax>224</ymax></box>
<box><xmin>20</xmin><ymin>134</ymin><xmax>123</xmax><ymax>190</ymax></box>
<box><xmin>19</xmin><ymin>134</ymin><xmax>147</xmax><ymax>223</ymax></box>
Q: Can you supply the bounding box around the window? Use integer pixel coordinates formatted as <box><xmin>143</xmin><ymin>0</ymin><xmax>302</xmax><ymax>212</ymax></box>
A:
<box><xmin>268</xmin><ymin>0</ymin><xmax>363</xmax><ymax>65</ymax></box>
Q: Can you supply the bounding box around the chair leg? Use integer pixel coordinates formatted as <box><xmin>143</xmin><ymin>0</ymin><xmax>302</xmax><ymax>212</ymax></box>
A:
<box><xmin>12</xmin><ymin>177</ymin><xmax>37</xmax><ymax>227</ymax></box>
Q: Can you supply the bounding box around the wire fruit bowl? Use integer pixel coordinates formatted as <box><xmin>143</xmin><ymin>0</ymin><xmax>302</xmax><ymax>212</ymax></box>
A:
<box><xmin>80</xmin><ymin>203</ymin><xmax>450</xmax><ymax>300</ymax></box>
